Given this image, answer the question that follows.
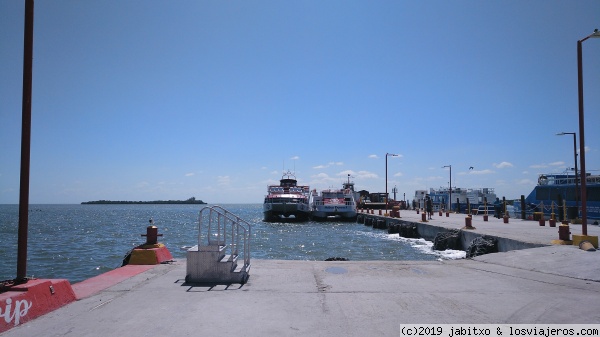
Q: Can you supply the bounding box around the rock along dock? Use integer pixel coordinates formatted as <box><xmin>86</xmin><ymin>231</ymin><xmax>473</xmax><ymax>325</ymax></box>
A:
<box><xmin>1</xmin><ymin>210</ymin><xmax>600</xmax><ymax>337</ymax></box>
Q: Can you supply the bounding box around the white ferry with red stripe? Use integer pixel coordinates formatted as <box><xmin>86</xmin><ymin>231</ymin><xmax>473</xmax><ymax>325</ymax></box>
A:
<box><xmin>263</xmin><ymin>171</ymin><xmax>311</xmax><ymax>222</ymax></box>
<box><xmin>310</xmin><ymin>176</ymin><xmax>358</xmax><ymax>221</ymax></box>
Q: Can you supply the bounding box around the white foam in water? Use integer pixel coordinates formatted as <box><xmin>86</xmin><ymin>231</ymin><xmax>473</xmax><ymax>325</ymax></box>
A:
<box><xmin>384</xmin><ymin>234</ymin><xmax>466</xmax><ymax>260</ymax></box>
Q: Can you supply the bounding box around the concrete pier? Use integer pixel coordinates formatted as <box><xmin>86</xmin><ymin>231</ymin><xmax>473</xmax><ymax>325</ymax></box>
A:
<box><xmin>358</xmin><ymin>208</ymin><xmax>600</xmax><ymax>251</ymax></box>
<box><xmin>2</xmin><ymin>211</ymin><xmax>599</xmax><ymax>336</ymax></box>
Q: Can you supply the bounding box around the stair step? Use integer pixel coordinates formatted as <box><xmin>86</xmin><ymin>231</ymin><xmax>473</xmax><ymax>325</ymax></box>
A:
<box><xmin>220</xmin><ymin>254</ymin><xmax>238</xmax><ymax>263</ymax></box>
<box><xmin>233</xmin><ymin>263</ymin><xmax>250</xmax><ymax>273</ymax></box>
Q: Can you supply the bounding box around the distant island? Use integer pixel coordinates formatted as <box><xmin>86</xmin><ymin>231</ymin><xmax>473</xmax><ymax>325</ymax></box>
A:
<box><xmin>81</xmin><ymin>197</ymin><xmax>207</xmax><ymax>205</ymax></box>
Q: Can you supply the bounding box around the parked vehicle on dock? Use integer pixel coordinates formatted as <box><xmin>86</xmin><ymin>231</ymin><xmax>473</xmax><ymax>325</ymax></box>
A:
<box><xmin>513</xmin><ymin>171</ymin><xmax>600</xmax><ymax>220</ymax></box>
<box><xmin>263</xmin><ymin>171</ymin><xmax>311</xmax><ymax>222</ymax></box>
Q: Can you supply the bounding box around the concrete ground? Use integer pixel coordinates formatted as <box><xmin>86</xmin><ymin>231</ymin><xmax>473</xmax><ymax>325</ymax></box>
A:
<box><xmin>2</xmin><ymin>214</ymin><xmax>600</xmax><ymax>337</ymax></box>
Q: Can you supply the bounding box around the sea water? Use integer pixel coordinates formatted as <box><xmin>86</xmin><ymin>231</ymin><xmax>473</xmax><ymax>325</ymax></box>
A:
<box><xmin>0</xmin><ymin>204</ymin><xmax>464</xmax><ymax>283</ymax></box>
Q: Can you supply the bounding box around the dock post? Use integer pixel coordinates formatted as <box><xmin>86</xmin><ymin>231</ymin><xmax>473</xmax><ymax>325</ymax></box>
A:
<box><xmin>549</xmin><ymin>202</ymin><xmax>557</xmax><ymax>227</ymax></box>
<box><xmin>464</xmin><ymin>215</ymin><xmax>475</xmax><ymax>229</ymax></box>
<box><xmin>483</xmin><ymin>197</ymin><xmax>488</xmax><ymax>221</ymax></box>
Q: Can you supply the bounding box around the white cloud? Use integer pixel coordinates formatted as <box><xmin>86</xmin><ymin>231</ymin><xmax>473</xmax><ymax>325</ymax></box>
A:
<box><xmin>493</xmin><ymin>162</ymin><xmax>514</xmax><ymax>169</ymax></box>
<box><xmin>469</xmin><ymin>169</ymin><xmax>494</xmax><ymax>175</ymax></box>
<box><xmin>217</xmin><ymin>176</ymin><xmax>231</xmax><ymax>185</ymax></box>
<box><xmin>185</xmin><ymin>172</ymin><xmax>195</xmax><ymax>177</ymax></box>
<box><xmin>313</xmin><ymin>161</ymin><xmax>344</xmax><ymax>169</ymax></box>
<box><xmin>517</xmin><ymin>179</ymin><xmax>535</xmax><ymax>185</ymax></box>
<box><xmin>355</xmin><ymin>170</ymin><xmax>378</xmax><ymax>179</ymax></box>
<box><xmin>312</xmin><ymin>172</ymin><xmax>330</xmax><ymax>179</ymax></box>
<box><xmin>290</xmin><ymin>156</ymin><xmax>300</xmax><ymax>160</ymax></box>
<box><xmin>337</xmin><ymin>170</ymin><xmax>354</xmax><ymax>177</ymax></box>
<box><xmin>415</xmin><ymin>175</ymin><xmax>443</xmax><ymax>182</ymax></box>
<box><xmin>549</xmin><ymin>161</ymin><xmax>564</xmax><ymax>166</ymax></box>
<box><xmin>368</xmin><ymin>154</ymin><xmax>378</xmax><ymax>159</ymax></box>
<box><xmin>393</xmin><ymin>172</ymin><xmax>403</xmax><ymax>177</ymax></box>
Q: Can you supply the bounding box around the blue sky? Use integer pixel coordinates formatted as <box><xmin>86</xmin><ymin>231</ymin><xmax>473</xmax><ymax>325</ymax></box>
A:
<box><xmin>1</xmin><ymin>1</ymin><xmax>599</xmax><ymax>204</ymax></box>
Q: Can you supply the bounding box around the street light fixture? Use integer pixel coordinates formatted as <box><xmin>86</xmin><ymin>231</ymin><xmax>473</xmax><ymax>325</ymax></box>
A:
<box><xmin>386</xmin><ymin>153</ymin><xmax>399</xmax><ymax>213</ymax></box>
<box><xmin>556</xmin><ymin>132</ymin><xmax>579</xmax><ymax>219</ymax></box>
<box><xmin>577</xmin><ymin>28</ymin><xmax>600</xmax><ymax>235</ymax></box>
<box><xmin>442</xmin><ymin>165</ymin><xmax>452</xmax><ymax>212</ymax></box>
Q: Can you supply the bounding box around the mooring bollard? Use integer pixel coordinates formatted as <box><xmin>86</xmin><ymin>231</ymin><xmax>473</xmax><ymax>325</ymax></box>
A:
<box><xmin>142</xmin><ymin>221</ymin><xmax>162</xmax><ymax>245</ymax></box>
<box><xmin>483</xmin><ymin>215</ymin><xmax>489</xmax><ymax>221</ymax></box>
<box><xmin>503</xmin><ymin>215</ymin><xmax>509</xmax><ymax>223</ymax></box>
<box><xmin>421</xmin><ymin>212</ymin><xmax>427</xmax><ymax>222</ymax></box>
<box><xmin>446</xmin><ymin>211</ymin><xmax>449</xmax><ymax>217</ymax></box>
<box><xmin>391</xmin><ymin>206</ymin><xmax>400</xmax><ymax>218</ymax></box>
<box><xmin>558</xmin><ymin>224</ymin><xmax>571</xmax><ymax>241</ymax></box>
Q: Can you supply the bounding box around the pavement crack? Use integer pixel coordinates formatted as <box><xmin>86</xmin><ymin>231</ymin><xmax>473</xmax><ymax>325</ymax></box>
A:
<box><xmin>313</xmin><ymin>267</ymin><xmax>330</xmax><ymax>314</ymax></box>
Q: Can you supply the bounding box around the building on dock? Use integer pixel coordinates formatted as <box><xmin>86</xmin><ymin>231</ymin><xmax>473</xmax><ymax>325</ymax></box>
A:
<box><xmin>413</xmin><ymin>187</ymin><xmax>497</xmax><ymax>213</ymax></box>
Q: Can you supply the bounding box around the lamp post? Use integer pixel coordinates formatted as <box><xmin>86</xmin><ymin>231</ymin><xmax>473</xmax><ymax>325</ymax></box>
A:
<box><xmin>16</xmin><ymin>0</ymin><xmax>35</xmax><ymax>285</ymax></box>
<box><xmin>556</xmin><ymin>132</ymin><xmax>579</xmax><ymax>218</ymax></box>
<box><xmin>385</xmin><ymin>153</ymin><xmax>399</xmax><ymax>213</ymax></box>
<box><xmin>442</xmin><ymin>165</ymin><xmax>452</xmax><ymax>212</ymax></box>
<box><xmin>577</xmin><ymin>28</ymin><xmax>600</xmax><ymax>235</ymax></box>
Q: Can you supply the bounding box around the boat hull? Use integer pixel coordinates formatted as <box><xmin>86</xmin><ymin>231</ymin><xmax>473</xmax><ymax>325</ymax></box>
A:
<box><xmin>311</xmin><ymin>208</ymin><xmax>357</xmax><ymax>221</ymax></box>
<box><xmin>263</xmin><ymin>202</ymin><xmax>310</xmax><ymax>222</ymax></box>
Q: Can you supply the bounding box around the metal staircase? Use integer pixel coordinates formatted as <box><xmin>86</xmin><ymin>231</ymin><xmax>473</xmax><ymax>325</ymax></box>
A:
<box><xmin>185</xmin><ymin>205</ymin><xmax>251</xmax><ymax>284</ymax></box>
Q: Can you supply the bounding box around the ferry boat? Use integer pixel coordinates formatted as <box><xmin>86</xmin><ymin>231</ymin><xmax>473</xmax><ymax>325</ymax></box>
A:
<box><xmin>310</xmin><ymin>177</ymin><xmax>358</xmax><ymax>221</ymax></box>
<box><xmin>263</xmin><ymin>171</ymin><xmax>311</xmax><ymax>222</ymax></box>
<box><xmin>513</xmin><ymin>171</ymin><xmax>600</xmax><ymax>220</ymax></box>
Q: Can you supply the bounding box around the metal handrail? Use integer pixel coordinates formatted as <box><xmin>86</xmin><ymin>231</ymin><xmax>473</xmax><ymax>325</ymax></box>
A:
<box><xmin>198</xmin><ymin>205</ymin><xmax>251</xmax><ymax>268</ymax></box>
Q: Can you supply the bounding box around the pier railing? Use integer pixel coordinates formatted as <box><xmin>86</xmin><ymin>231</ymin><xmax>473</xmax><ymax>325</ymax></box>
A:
<box><xmin>198</xmin><ymin>205</ymin><xmax>251</xmax><ymax>268</ymax></box>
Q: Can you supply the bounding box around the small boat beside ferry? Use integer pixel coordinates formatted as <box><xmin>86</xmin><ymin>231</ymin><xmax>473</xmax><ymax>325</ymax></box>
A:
<box><xmin>263</xmin><ymin>171</ymin><xmax>311</xmax><ymax>222</ymax></box>
<box><xmin>309</xmin><ymin>177</ymin><xmax>358</xmax><ymax>221</ymax></box>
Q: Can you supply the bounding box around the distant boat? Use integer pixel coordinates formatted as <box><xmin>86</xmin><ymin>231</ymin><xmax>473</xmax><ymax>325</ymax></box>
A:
<box><xmin>309</xmin><ymin>177</ymin><xmax>357</xmax><ymax>221</ymax></box>
<box><xmin>513</xmin><ymin>171</ymin><xmax>600</xmax><ymax>220</ymax></box>
<box><xmin>263</xmin><ymin>171</ymin><xmax>311</xmax><ymax>222</ymax></box>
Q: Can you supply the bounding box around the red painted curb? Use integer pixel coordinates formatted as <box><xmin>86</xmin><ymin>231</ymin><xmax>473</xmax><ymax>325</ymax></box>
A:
<box><xmin>0</xmin><ymin>279</ymin><xmax>76</xmax><ymax>333</ymax></box>
<box><xmin>71</xmin><ymin>264</ymin><xmax>156</xmax><ymax>300</ymax></box>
